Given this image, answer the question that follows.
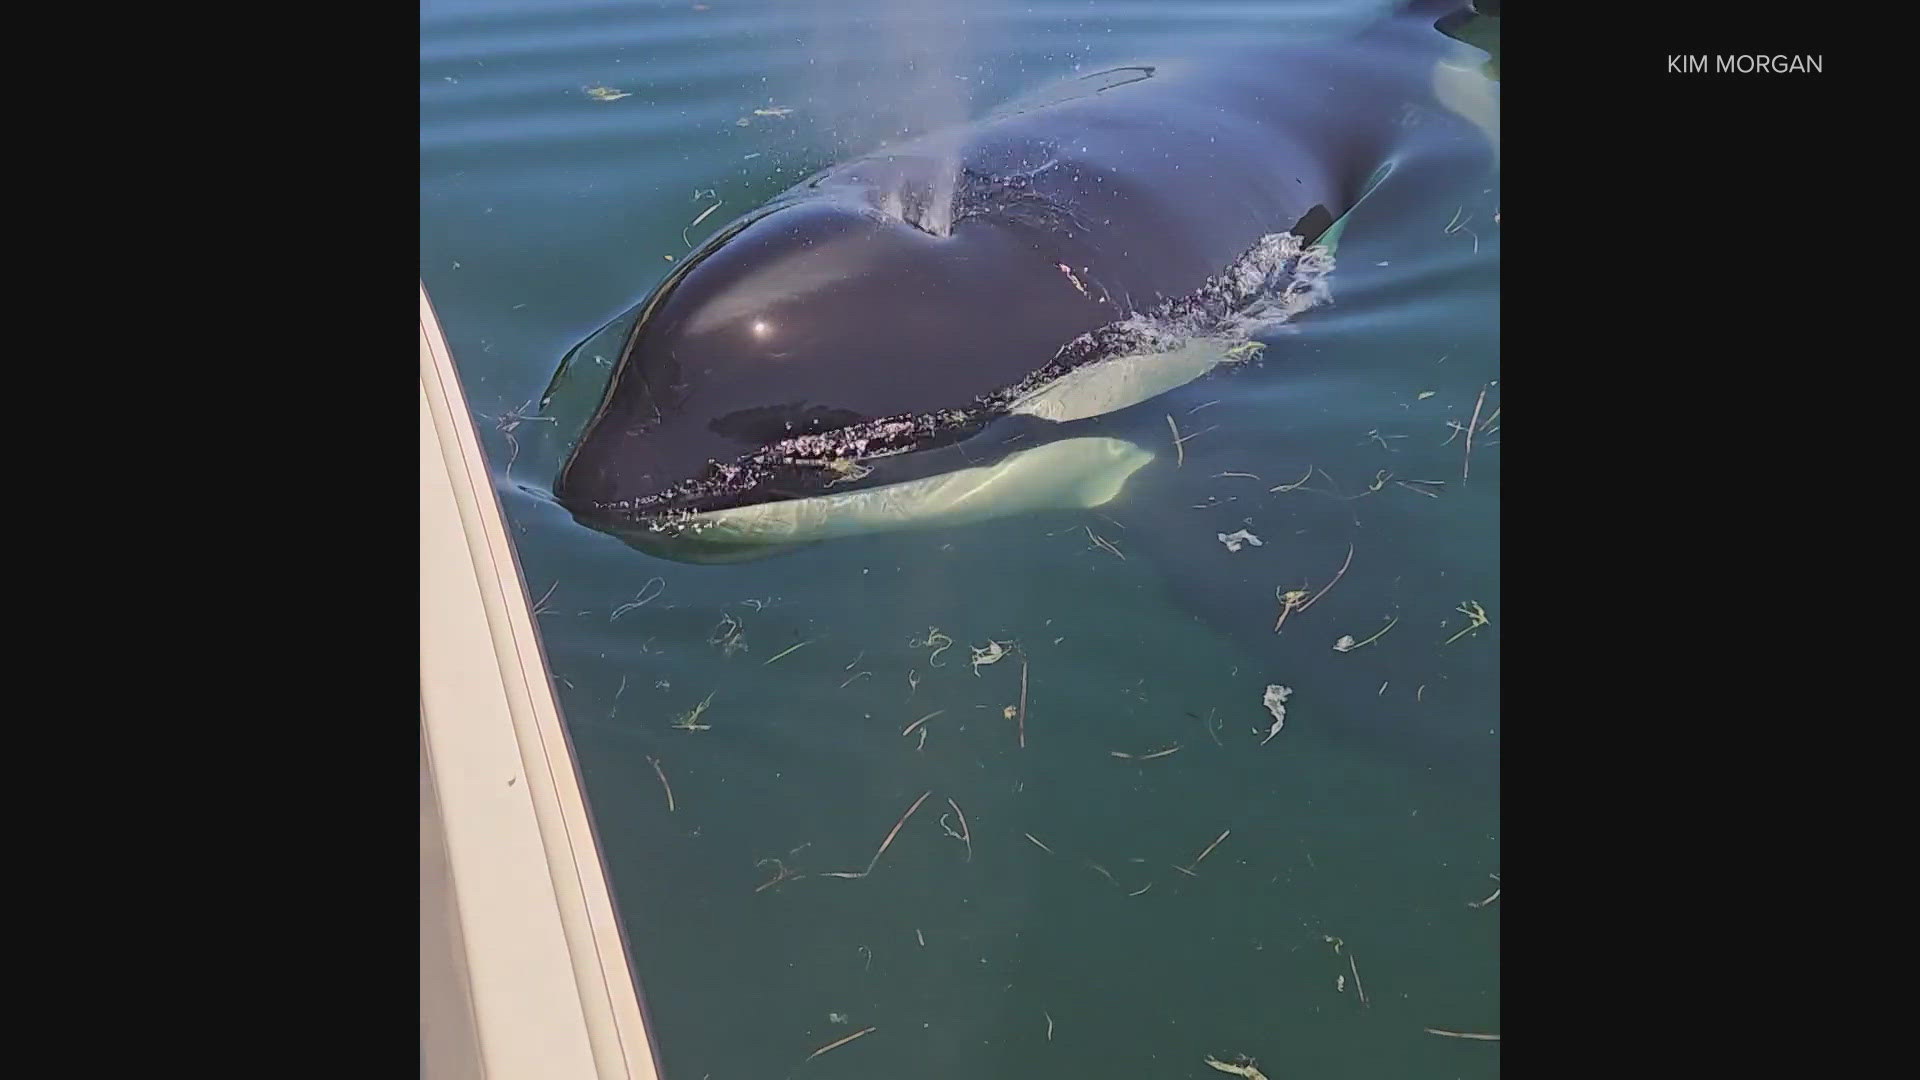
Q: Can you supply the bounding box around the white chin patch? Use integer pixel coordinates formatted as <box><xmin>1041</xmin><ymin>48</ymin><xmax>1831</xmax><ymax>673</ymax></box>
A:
<box><xmin>678</xmin><ymin>436</ymin><xmax>1154</xmax><ymax>550</ymax></box>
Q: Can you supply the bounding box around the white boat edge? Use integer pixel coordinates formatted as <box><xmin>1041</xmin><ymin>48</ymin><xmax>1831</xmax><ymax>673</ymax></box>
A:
<box><xmin>420</xmin><ymin>282</ymin><xmax>662</xmax><ymax>1079</ymax></box>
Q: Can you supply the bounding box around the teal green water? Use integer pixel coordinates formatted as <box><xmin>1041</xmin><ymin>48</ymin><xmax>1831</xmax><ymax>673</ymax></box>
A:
<box><xmin>422</xmin><ymin>2</ymin><xmax>1498</xmax><ymax>1076</ymax></box>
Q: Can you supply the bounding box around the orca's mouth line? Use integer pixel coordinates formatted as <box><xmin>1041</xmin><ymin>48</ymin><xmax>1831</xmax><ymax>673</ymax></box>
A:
<box><xmin>573</xmin><ymin>228</ymin><xmax>1335</xmax><ymax>533</ymax></box>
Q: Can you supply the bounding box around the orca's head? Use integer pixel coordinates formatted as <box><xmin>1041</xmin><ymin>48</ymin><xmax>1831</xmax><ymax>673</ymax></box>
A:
<box><xmin>552</xmin><ymin>175</ymin><xmax>1129</xmax><ymax>561</ymax></box>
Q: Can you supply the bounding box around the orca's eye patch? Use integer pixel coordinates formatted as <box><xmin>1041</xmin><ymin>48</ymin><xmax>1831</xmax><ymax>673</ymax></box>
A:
<box><xmin>708</xmin><ymin>403</ymin><xmax>870</xmax><ymax>445</ymax></box>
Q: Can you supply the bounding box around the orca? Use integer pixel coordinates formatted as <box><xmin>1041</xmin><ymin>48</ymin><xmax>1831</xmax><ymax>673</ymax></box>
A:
<box><xmin>546</xmin><ymin>1</ymin><xmax>1496</xmax><ymax>565</ymax></box>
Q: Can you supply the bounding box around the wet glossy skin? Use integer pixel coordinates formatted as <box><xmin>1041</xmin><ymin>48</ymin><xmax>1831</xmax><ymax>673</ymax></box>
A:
<box><xmin>555</xmin><ymin>10</ymin><xmax>1456</xmax><ymax>520</ymax></box>
<box><xmin>555</xmin><ymin>195</ymin><xmax>1114</xmax><ymax>506</ymax></box>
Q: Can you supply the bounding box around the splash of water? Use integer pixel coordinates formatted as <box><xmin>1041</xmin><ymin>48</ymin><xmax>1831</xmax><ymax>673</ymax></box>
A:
<box><xmin>914</xmin><ymin>149</ymin><xmax>959</xmax><ymax>238</ymax></box>
<box><xmin>803</xmin><ymin>0</ymin><xmax>973</xmax><ymax>236</ymax></box>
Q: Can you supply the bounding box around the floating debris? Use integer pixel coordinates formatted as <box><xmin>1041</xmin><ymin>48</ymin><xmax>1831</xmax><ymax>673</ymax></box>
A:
<box><xmin>1223</xmin><ymin>340</ymin><xmax>1266</xmax><ymax>361</ymax></box>
<box><xmin>1366</xmin><ymin>428</ymin><xmax>1406</xmax><ymax>451</ymax></box>
<box><xmin>493</xmin><ymin>398</ymin><xmax>557</xmax><ymax>471</ymax></box>
<box><xmin>1269</xmin><ymin>465</ymin><xmax>1314</xmax><ymax>493</ymax></box>
<box><xmin>709</xmin><ymin>613</ymin><xmax>747</xmax><ymax>656</ymax></box>
<box><xmin>1273</xmin><ymin>544</ymin><xmax>1353</xmax><ymax>632</ymax></box>
<box><xmin>1464</xmin><ymin>384</ymin><xmax>1490</xmax><ymax>479</ymax></box>
<box><xmin>804</xmin><ymin>1025</ymin><xmax>875</xmax><ymax>1062</ymax></box>
<box><xmin>1024</xmin><ymin>832</ymin><xmax>1054</xmax><ymax>855</ymax></box>
<box><xmin>910</xmin><ymin>626</ymin><xmax>955</xmax><ymax>666</ymax></box>
<box><xmin>1424</xmin><ymin>1028</ymin><xmax>1500</xmax><ymax>1041</ymax></box>
<box><xmin>531</xmin><ymin>580</ymin><xmax>559</xmax><ymax>618</ymax></box>
<box><xmin>1217</xmin><ymin>528</ymin><xmax>1263</xmax><ymax>553</ymax></box>
<box><xmin>1417</xmin><ymin>390</ymin><xmax>1436</xmax><ymax>400</ymax></box>
<box><xmin>672</xmin><ymin>691</ymin><xmax>715</xmax><ymax>732</ymax></box>
<box><xmin>822</xmin><ymin>791</ymin><xmax>932</xmax><ymax>880</ymax></box>
<box><xmin>754</xmin><ymin>857</ymin><xmax>803</xmax><ymax>893</ymax></box>
<box><xmin>1395</xmin><ymin>478</ymin><xmax>1446</xmax><ymax>497</ymax></box>
<box><xmin>584</xmin><ymin>85</ymin><xmax>631</xmax><ymax>102</ymax></box>
<box><xmin>763</xmin><ymin>639</ymin><xmax>811</xmax><ymax>665</ymax></box>
<box><xmin>1084</xmin><ymin>525</ymin><xmax>1125</xmax><ymax>560</ymax></box>
<box><xmin>645</xmin><ymin>756</ymin><xmax>675</xmax><ymax>812</ymax></box>
<box><xmin>942</xmin><ymin>798</ymin><xmax>972</xmax><ymax>862</ymax></box>
<box><xmin>1334</xmin><ymin>615</ymin><xmax>1399</xmax><ymax>653</ymax></box>
<box><xmin>901</xmin><ymin>710</ymin><xmax>943</xmax><ymax>738</ymax></box>
<box><xmin>1110</xmin><ymin>745</ymin><xmax>1182</xmax><ymax>761</ymax></box>
<box><xmin>1469</xmin><ymin>873</ymin><xmax>1501</xmax><ymax>909</ymax></box>
<box><xmin>1200</xmin><ymin>707</ymin><xmax>1223</xmax><ymax>746</ymax></box>
<box><xmin>1444</xmin><ymin>601</ymin><xmax>1491</xmax><ymax>644</ymax></box>
<box><xmin>753</xmin><ymin>105</ymin><xmax>794</xmax><ymax>117</ymax></box>
<box><xmin>1016</xmin><ymin>657</ymin><xmax>1029</xmax><ymax>747</ymax></box>
<box><xmin>969</xmin><ymin>640</ymin><xmax>1011</xmax><ymax>674</ymax></box>
<box><xmin>1165</xmin><ymin>414</ymin><xmax>1216</xmax><ymax>466</ymax></box>
<box><xmin>1181</xmin><ymin>828</ymin><xmax>1231</xmax><ymax>875</ymax></box>
<box><xmin>1260</xmin><ymin>685</ymin><xmax>1291</xmax><ymax>745</ymax></box>
<box><xmin>683</xmin><ymin>199</ymin><xmax>723</xmax><ymax>248</ymax></box>
<box><xmin>1204</xmin><ymin>1055</ymin><xmax>1270</xmax><ymax>1080</ymax></box>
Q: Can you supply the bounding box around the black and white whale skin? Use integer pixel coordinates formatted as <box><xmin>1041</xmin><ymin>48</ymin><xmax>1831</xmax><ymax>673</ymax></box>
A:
<box><xmin>551</xmin><ymin>1</ymin><xmax>1493</xmax><ymax>562</ymax></box>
